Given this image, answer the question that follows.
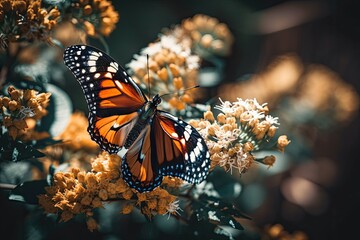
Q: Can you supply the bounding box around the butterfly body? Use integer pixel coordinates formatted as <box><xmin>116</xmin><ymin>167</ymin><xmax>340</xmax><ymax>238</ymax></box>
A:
<box><xmin>123</xmin><ymin>94</ymin><xmax>160</xmax><ymax>149</ymax></box>
<box><xmin>63</xmin><ymin>45</ymin><xmax>210</xmax><ymax>192</ymax></box>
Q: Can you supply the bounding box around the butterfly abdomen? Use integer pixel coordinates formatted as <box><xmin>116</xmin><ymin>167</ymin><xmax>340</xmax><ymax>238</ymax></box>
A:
<box><xmin>124</xmin><ymin>120</ymin><xmax>147</xmax><ymax>149</ymax></box>
<box><xmin>124</xmin><ymin>101</ymin><xmax>157</xmax><ymax>149</ymax></box>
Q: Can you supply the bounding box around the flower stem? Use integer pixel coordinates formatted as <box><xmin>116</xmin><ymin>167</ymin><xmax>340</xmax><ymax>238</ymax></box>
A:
<box><xmin>0</xmin><ymin>183</ymin><xmax>16</xmax><ymax>190</ymax></box>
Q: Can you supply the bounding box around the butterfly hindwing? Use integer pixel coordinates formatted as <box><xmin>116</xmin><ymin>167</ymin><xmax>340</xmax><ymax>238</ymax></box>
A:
<box><xmin>122</xmin><ymin>125</ymin><xmax>163</xmax><ymax>192</ymax></box>
<box><xmin>152</xmin><ymin>111</ymin><xmax>210</xmax><ymax>184</ymax></box>
<box><xmin>63</xmin><ymin>45</ymin><xmax>147</xmax><ymax>153</ymax></box>
<box><xmin>121</xmin><ymin>110</ymin><xmax>210</xmax><ymax>192</ymax></box>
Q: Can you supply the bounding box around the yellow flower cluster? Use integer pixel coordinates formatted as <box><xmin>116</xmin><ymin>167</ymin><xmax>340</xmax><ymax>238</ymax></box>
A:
<box><xmin>189</xmin><ymin>98</ymin><xmax>290</xmax><ymax>173</ymax></box>
<box><xmin>0</xmin><ymin>0</ymin><xmax>60</xmax><ymax>45</ymax></box>
<box><xmin>127</xmin><ymin>34</ymin><xmax>200</xmax><ymax>111</ymax></box>
<box><xmin>127</xmin><ymin>14</ymin><xmax>234</xmax><ymax>113</ymax></box>
<box><xmin>56</xmin><ymin>112</ymin><xmax>99</xmax><ymax>152</ymax></box>
<box><xmin>38</xmin><ymin>152</ymin><xmax>182</xmax><ymax>231</ymax></box>
<box><xmin>68</xmin><ymin>0</ymin><xmax>119</xmax><ymax>37</ymax></box>
<box><xmin>0</xmin><ymin>85</ymin><xmax>51</xmax><ymax>139</ymax></box>
<box><xmin>180</xmin><ymin>14</ymin><xmax>234</xmax><ymax>57</ymax></box>
<box><xmin>296</xmin><ymin>64</ymin><xmax>359</xmax><ymax>123</ymax></box>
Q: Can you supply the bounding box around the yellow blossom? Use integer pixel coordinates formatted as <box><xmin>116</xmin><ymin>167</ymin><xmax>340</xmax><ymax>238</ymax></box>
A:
<box><xmin>126</xmin><ymin>33</ymin><xmax>201</xmax><ymax>114</ymax></box>
<box><xmin>0</xmin><ymin>0</ymin><xmax>60</xmax><ymax>44</ymax></box>
<box><xmin>56</xmin><ymin>112</ymin><xmax>99</xmax><ymax>152</ymax></box>
<box><xmin>121</xmin><ymin>203</ymin><xmax>134</xmax><ymax>215</ymax></box>
<box><xmin>86</xmin><ymin>217</ymin><xmax>99</xmax><ymax>232</ymax></box>
<box><xmin>66</xmin><ymin>0</ymin><xmax>119</xmax><ymax>37</ymax></box>
<box><xmin>277</xmin><ymin>135</ymin><xmax>291</xmax><ymax>153</ymax></box>
<box><xmin>194</xmin><ymin>98</ymin><xmax>284</xmax><ymax>174</ymax></box>
<box><xmin>262</xmin><ymin>155</ymin><xmax>276</xmax><ymax>168</ymax></box>
<box><xmin>181</xmin><ymin>14</ymin><xmax>234</xmax><ymax>57</ymax></box>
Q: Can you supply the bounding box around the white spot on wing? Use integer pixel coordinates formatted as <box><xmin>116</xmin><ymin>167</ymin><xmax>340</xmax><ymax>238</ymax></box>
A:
<box><xmin>104</xmin><ymin>72</ymin><xmax>112</xmax><ymax>78</ymax></box>
<box><xmin>190</xmin><ymin>152</ymin><xmax>196</xmax><ymax>162</ymax></box>
<box><xmin>117</xmin><ymin>148</ymin><xmax>128</xmax><ymax>158</ymax></box>
<box><xmin>110</xmin><ymin>62</ymin><xmax>118</xmax><ymax>69</ymax></box>
<box><xmin>197</xmin><ymin>142</ymin><xmax>203</xmax><ymax>151</ymax></box>
<box><xmin>89</xmin><ymin>55</ymin><xmax>99</xmax><ymax>60</ymax></box>
<box><xmin>107</xmin><ymin>66</ymin><xmax>117</xmax><ymax>73</ymax></box>
<box><xmin>194</xmin><ymin>147</ymin><xmax>200</xmax><ymax>156</ymax></box>
<box><xmin>88</xmin><ymin>60</ymin><xmax>96</xmax><ymax>66</ymax></box>
<box><xmin>184</xmin><ymin>131</ymin><xmax>190</xmax><ymax>141</ymax></box>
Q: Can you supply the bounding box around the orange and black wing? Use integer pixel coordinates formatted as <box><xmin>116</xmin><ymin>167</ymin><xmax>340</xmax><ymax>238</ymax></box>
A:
<box><xmin>122</xmin><ymin>125</ymin><xmax>164</xmax><ymax>192</ymax></box>
<box><xmin>121</xmin><ymin>110</ymin><xmax>210</xmax><ymax>192</ymax></box>
<box><xmin>151</xmin><ymin>111</ymin><xmax>210</xmax><ymax>184</ymax></box>
<box><xmin>63</xmin><ymin>45</ymin><xmax>147</xmax><ymax>153</ymax></box>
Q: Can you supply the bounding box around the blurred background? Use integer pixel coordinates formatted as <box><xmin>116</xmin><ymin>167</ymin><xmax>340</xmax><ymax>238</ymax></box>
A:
<box><xmin>108</xmin><ymin>1</ymin><xmax>360</xmax><ymax>238</ymax></box>
<box><xmin>1</xmin><ymin>0</ymin><xmax>359</xmax><ymax>239</ymax></box>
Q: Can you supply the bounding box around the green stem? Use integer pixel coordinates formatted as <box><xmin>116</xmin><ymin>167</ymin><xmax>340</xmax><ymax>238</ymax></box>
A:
<box><xmin>97</xmin><ymin>35</ymin><xmax>109</xmax><ymax>54</ymax></box>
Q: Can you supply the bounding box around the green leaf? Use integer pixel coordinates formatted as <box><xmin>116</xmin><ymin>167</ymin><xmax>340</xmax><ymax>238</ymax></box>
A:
<box><xmin>208</xmin><ymin>210</ymin><xmax>244</xmax><ymax>230</ymax></box>
<box><xmin>0</xmin><ymin>134</ymin><xmax>45</xmax><ymax>162</ymax></box>
<box><xmin>199</xmin><ymin>195</ymin><xmax>251</xmax><ymax>220</ymax></box>
<box><xmin>8</xmin><ymin>180</ymin><xmax>49</xmax><ymax>204</ymax></box>
<box><xmin>12</xmin><ymin>140</ymin><xmax>46</xmax><ymax>161</ymax></box>
<box><xmin>34</xmin><ymin>137</ymin><xmax>63</xmax><ymax>149</ymax></box>
<box><xmin>12</xmin><ymin>78</ymin><xmax>46</xmax><ymax>92</ymax></box>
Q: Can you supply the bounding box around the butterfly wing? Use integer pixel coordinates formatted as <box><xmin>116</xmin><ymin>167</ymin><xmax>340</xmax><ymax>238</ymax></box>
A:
<box><xmin>152</xmin><ymin>111</ymin><xmax>210</xmax><ymax>183</ymax></box>
<box><xmin>63</xmin><ymin>45</ymin><xmax>147</xmax><ymax>153</ymax></box>
<box><xmin>121</xmin><ymin>124</ymin><xmax>164</xmax><ymax>192</ymax></box>
<box><xmin>121</xmin><ymin>110</ymin><xmax>210</xmax><ymax>192</ymax></box>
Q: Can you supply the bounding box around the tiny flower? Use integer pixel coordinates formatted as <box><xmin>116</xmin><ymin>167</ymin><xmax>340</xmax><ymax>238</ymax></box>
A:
<box><xmin>0</xmin><ymin>0</ymin><xmax>60</xmax><ymax>44</ymax></box>
<box><xmin>180</xmin><ymin>14</ymin><xmax>234</xmax><ymax>57</ymax></box>
<box><xmin>121</xmin><ymin>203</ymin><xmax>134</xmax><ymax>214</ymax></box>
<box><xmin>164</xmin><ymin>199</ymin><xmax>182</xmax><ymax>219</ymax></box>
<box><xmin>122</xmin><ymin>189</ymin><xmax>133</xmax><ymax>200</ymax></box>
<box><xmin>195</xmin><ymin>98</ymin><xmax>285</xmax><ymax>174</ymax></box>
<box><xmin>257</xmin><ymin>155</ymin><xmax>276</xmax><ymax>169</ymax></box>
<box><xmin>91</xmin><ymin>197</ymin><xmax>103</xmax><ymax>208</ymax></box>
<box><xmin>204</xmin><ymin>110</ymin><xmax>215</xmax><ymax>122</ymax></box>
<box><xmin>86</xmin><ymin>217</ymin><xmax>99</xmax><ymax>232</ymax></box>
<box><xmin>98</xmin><ymin>189</ymin><xmax>108</xmax><ymax>201</ymax></box>
<box><xmin>65</xmin><ymin>0</ymin><xmax>119</xmax><ymax>37</ymax></box>
<box><xmin>277</xmin><ymin>135</ymin><xmax>291</xmax><ymax>153</ymax></box>
<box><xmin>126</xmin><ymin>33</ymin><xmax>202</xmax><ymax>115</ymax></box>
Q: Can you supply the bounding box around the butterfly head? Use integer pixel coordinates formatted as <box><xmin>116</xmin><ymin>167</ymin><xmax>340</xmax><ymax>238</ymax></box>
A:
<box><xmin>150</xmin><ymin>94</ymin><xmax>162</xmax><ymax>108</ymax></box>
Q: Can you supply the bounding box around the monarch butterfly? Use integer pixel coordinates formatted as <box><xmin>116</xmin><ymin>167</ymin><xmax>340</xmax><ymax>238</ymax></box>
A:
<box><xmin>63</xmin><ymin>45</ymin><xmax>210</xmax><ymax>192</ymax></box>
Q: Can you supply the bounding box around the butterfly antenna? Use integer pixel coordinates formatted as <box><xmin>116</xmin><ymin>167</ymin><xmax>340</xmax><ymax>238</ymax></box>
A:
<box><xmin>160</xmin><ymin>85</ymin><xmax>200</xmax><ymax>98</ymax></box>
<box><xmin>147</xmin><ymin>54</ymin><xmax>151</xmax><ymax>99</ymax></box>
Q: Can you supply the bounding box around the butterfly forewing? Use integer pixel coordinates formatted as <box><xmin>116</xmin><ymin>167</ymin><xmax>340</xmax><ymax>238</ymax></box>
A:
<box><xmin>63</xmin><ymin>45</ymin><xmax>147</xmax><ymax>153</ymax></box>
